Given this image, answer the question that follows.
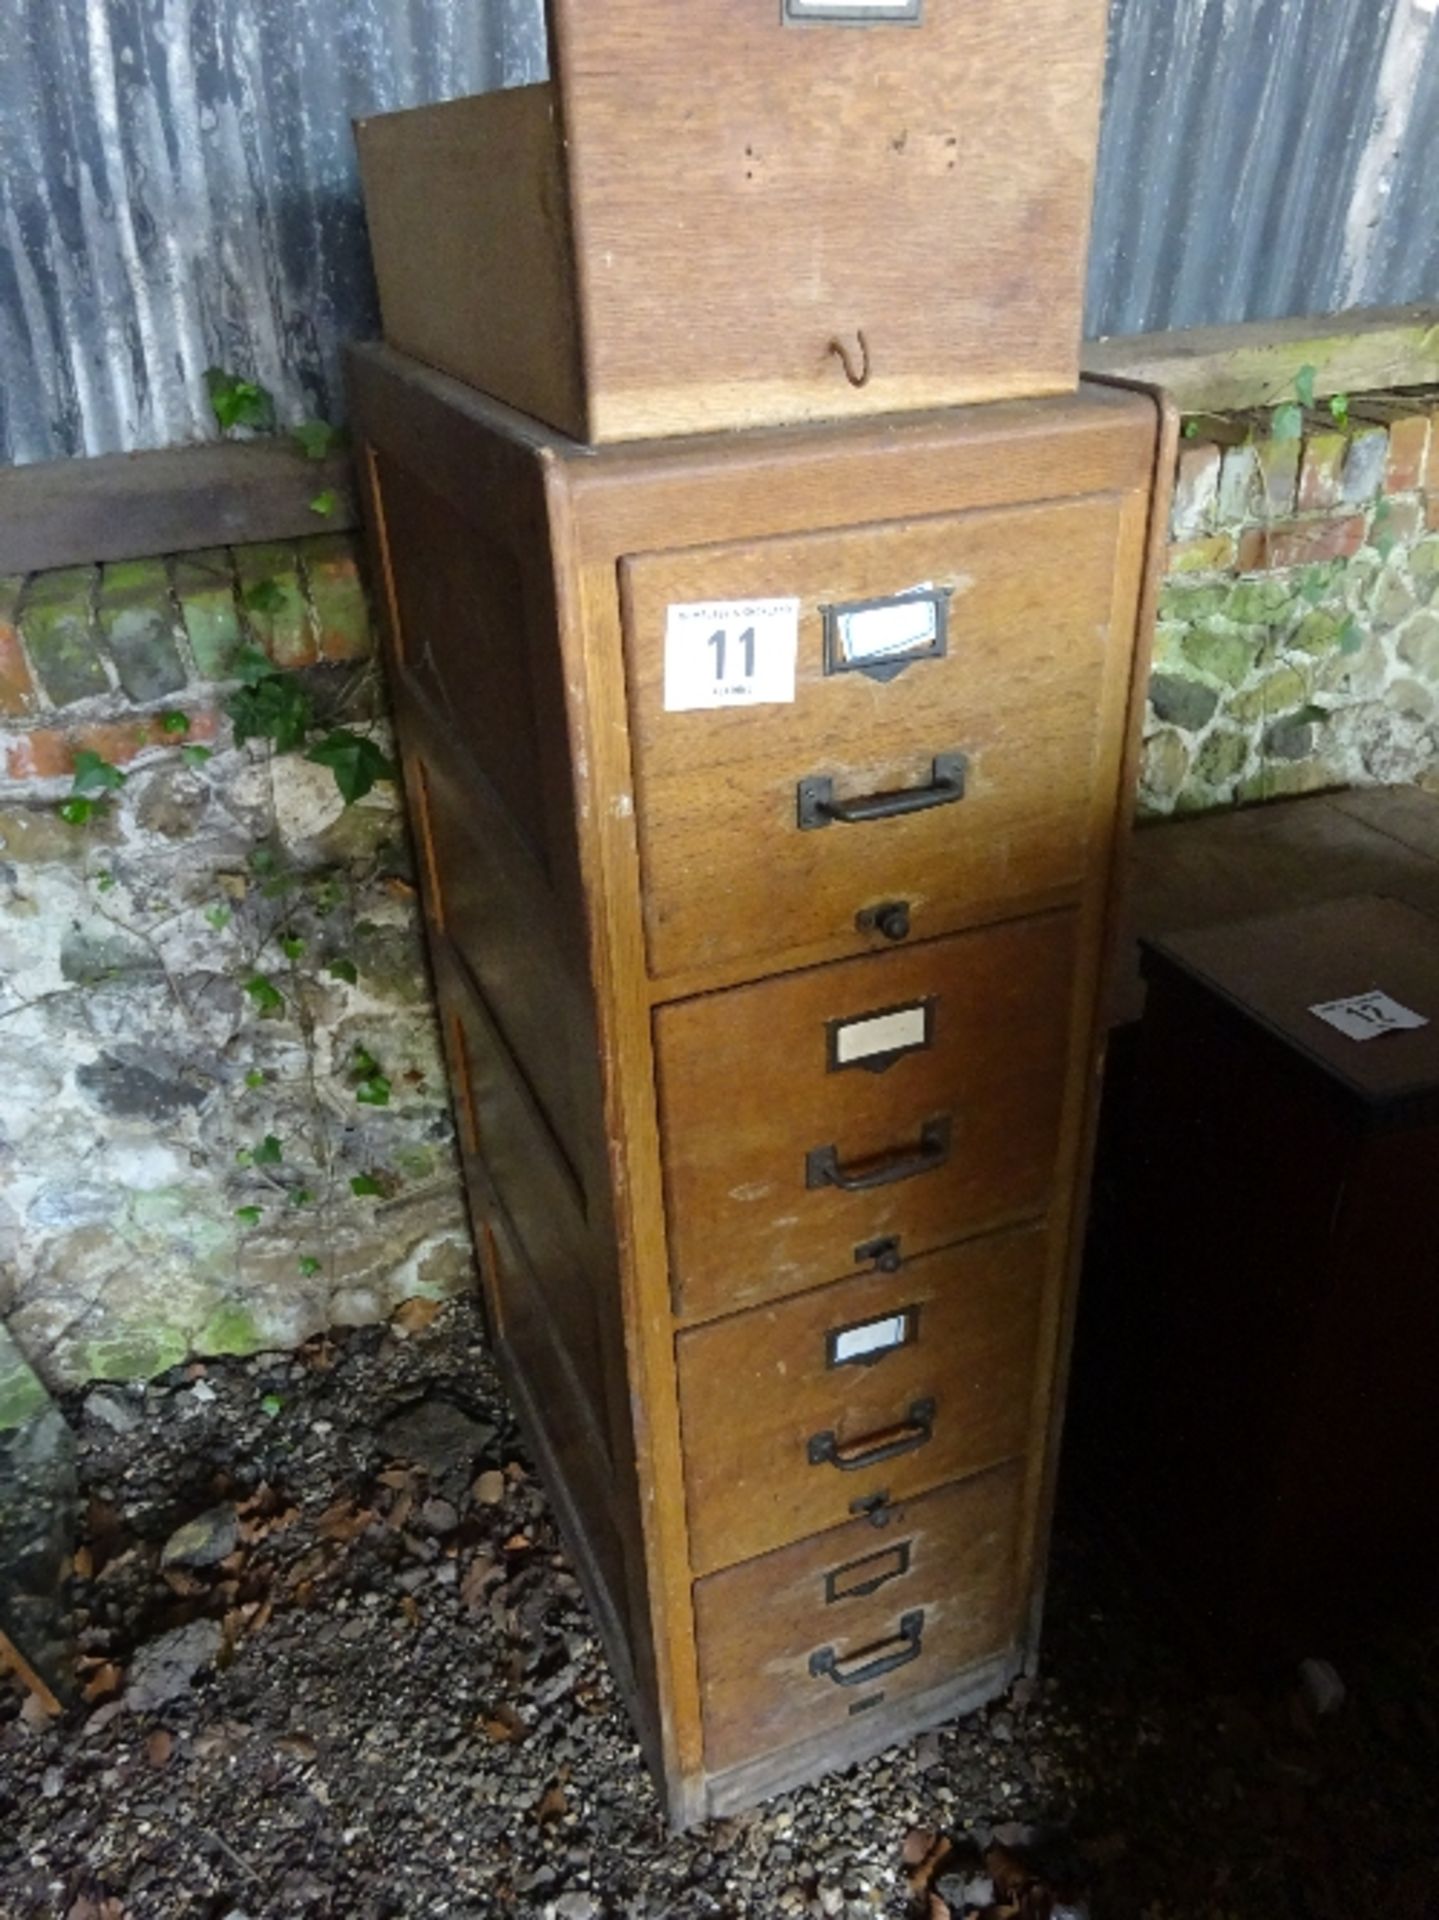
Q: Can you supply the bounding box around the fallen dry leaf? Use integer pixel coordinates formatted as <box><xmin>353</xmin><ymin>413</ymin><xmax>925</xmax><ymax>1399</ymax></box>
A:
<box><xmin>145</xmin><ymin>1729</ymin><xmax>173</xmax><ymax>1770</ymax></box>
<box><xmin>276</xmin><ymin>1732</ymin><xmax>318</xmax><ymax>1762</ymax></box>
<box><xmin>903</xmin><ymin>1829</ymin><xmax>938</xmax><ymax>1869</ymax></box>
<box><xmin>473</xmin><ymin>1470</ymin><xmax>505</xmax><ymax>1506</ymax></box>
<box><xmin>72</xmin><ymin>1545</ymin><xmax>94</xmax><ymax>1581</ymax></box>
<box><xmin>480</xmin><ymin>1706</ymin><xmax>528</xmax><ymax>1743</ymax></box>
<box><xmin>536</xmin><ymin>1782</ymin><xmax>568</xmax><ymax>1824</ymax></box>
<box><xmin>317</xmin><ymin>1501</ymin><xmax>374</xmax><ymax>1543</ymax></box>
<box><xmin>460</xmin><ymin>1553</ymin><xmax>498</xmax><ymax>1609</ymax></box>
<box><xmin>81</xmin><ymin>1664</ymin><xmax>123</xmax><ymax>1704</ymax></box>
<box><xmin>393</xmin><ymin>1297</ymin><xmax>442</xmax><ymax>1333</ymax></box>
<box><xmin>399</xmin><ymin>1595</ymin><xmax>421</xmax><ymax>1627</ymax></box>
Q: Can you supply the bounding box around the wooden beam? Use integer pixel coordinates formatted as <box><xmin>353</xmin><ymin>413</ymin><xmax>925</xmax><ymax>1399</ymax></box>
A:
<box><xmin>1084</xmin><ymin>304</ymin><xmax>1439</xmax><ymax>415</ymax></box>
<box><xmin>0</xmin><ymin>439</ymin><xmax>357</xmax><ymax>576</ymax></box>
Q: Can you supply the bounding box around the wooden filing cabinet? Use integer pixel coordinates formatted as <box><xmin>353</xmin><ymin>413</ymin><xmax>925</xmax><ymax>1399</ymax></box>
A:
<box><xmin>349</xmin><ymin>340</ymin><xmax>1173</xmax><ymax>1824</ymax></box>
<box><xmin>355</xmin><ymin>0</ymin><xmax>1109</xmax><ymax>442</ymax></box>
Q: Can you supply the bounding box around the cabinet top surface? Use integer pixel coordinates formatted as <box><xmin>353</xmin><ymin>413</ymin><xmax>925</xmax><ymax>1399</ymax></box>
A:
<box><xmin>346</xmin><ymin>342</ymin><xmax>1155</xmax><ymax>471</ymax></box>
<box><xmin>1144</xmin><ymin>894</ymin><xmax>1439</xmax><ymax>1120</ymax></box>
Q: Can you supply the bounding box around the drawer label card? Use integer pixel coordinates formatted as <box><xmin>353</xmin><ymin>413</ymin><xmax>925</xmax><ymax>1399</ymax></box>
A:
<box><xmin>664</xmin><ymin>598</ymin><xmax>799</xmax><ymax>711</ymax></box>
<box><xmin>785</xmin><ymin>0</ymin><xmax>922</xmax><ymax>19</ymax></box>
<box><xmin>831</xmin><ymin>1313</ymin><xmax>911</xmax><ymax>1366</ymax></box>
<box><xmin>823</xmin><ymin>584</ymin><xmax>952</xmax><ymax>682</ymax></box>
<box><xmin>829</xmin><ymin>1000</ymin><xmax>934</xmax><ymax>1073</ymax></box>
<box><xmin>1309</xmin><ymin>990</ymin><xmax>1429</xmax><ymax>1043</ymax></box>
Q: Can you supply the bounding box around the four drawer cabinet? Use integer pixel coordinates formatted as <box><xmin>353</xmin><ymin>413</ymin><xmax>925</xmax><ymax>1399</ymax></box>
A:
<box><xmin>355</xmin><ymin>0</ymin><xmax>1109</xmax><ymax>442</ymax></box>
<box><xmin>350</xmin><ymin>342</ymin><xmax>1172</xmax><ymax>1825</ymax></box>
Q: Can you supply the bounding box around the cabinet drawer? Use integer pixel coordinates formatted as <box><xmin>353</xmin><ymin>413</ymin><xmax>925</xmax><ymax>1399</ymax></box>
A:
<box><xmin>678</xmin><ymin>1225</ymin><xmax>1045</xmax><ymax>1575</ymax></box>
<box><xmin>622</xmin><ymin>495</ymin><xmax>1133</xmax><ymax>979</ymax></box>
<box><xmin>695</xmin><ymin>1464</ymin><xmax>1023</xmax><ymax>1776</ymax></box>
<box><xmin>657</xmin><ymin>913</ymin><xmax>1077</xmax><ymax>1321</ymax></box>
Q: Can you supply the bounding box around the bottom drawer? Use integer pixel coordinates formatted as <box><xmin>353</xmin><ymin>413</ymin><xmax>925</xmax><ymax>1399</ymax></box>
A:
<box><xmin>694</xmin><ymin>1463</ymin><xmax>1024</xmax><ymax>1775</ymax></box>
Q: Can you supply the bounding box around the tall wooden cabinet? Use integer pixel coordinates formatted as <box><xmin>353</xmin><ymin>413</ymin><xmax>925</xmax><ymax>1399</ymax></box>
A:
<box><xmin>350</xmin><ymin>341</ymin><xmax>1172</xmax><ymax>1824</ymax></box>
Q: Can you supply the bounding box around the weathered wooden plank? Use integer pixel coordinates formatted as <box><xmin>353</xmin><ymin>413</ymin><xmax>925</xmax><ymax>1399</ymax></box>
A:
<box><xmin>0</xmin><ymin>442</ymin><xmax>356</xmax><ymax>576</ymax></box>
<box><xmin>1085</xmin><ymin>306</ymin><xmax>1439</xmax><ymax>414</ymax></box>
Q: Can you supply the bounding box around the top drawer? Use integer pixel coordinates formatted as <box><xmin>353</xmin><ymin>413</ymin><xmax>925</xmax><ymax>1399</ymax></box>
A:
<box><xmin>357</xmin><ymin>0</ymin><xmax>1107</xmax><ymax>441</ymax></box>
<box><xmin>622</xmin><ymin>494</ymin><xmax>1138</xmax><ymax>982</ymax></box>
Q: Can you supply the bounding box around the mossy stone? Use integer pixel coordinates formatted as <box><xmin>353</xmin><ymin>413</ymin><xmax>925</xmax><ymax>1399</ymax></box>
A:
<box><xmin>1225</xmin><ymin>580</ymin><xmax>1293</xmax><ymax>625</ymax></box>
<box><xmin>1228</xmin><ymin>666</ymin><xmax>1310</xmax><ymax>725</ymax></box>
<box><xmin>1149</xmin><ymin>672</ymin><xmax>1220</xmax><ymax>732</ymax></box>
<box><xmin>1194</xmin><ymin>728</ymin><xmax>1250</xmax><ymax>789</ymax></box>
<box><xmin>1182</xmin><ymin>622</ymin><xmax>1257</xmax><ymax>688</ymax></box>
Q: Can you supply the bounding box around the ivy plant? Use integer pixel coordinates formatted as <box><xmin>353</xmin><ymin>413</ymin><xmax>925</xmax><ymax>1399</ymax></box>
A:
<box><xmin>205</xmin><ymin>367</ymin><xmax>275</xmax><ymax>435</ymax></box>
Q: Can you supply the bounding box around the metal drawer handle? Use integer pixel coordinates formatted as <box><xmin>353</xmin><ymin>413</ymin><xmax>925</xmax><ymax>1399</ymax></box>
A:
<box><xmin>806</xmin><ymin>1116</ymin><xmax>951</xmax><ymax>1193</ymax></box>
<box><xmin>808</xmin><ymin>1397</ymin><xmax>936</xmax><ymax>1472</ymax></box>
<box><xmin>809</xmin><ymin>1610</ymin><xmax>926</xmax><ymax>1689</ymax></box>
<box><xmin>797</xmin><ymin>752</ymin><xmax>967</xmax><ymax>830</ymax></box>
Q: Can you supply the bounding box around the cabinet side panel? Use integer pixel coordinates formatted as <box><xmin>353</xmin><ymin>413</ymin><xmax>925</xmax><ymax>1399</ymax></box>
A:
<box><xmin>348</xmin><ymin>354</ymin><xmax>657</xmax><ymax>1766</ymax></box>
<box><xmin>356</xmin><ymin>88</ymin><xmax>586</xmax><ymax>440</ymax></box>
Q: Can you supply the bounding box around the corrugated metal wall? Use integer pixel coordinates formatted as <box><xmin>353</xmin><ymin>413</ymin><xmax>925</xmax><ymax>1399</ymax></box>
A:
<box><xmin>1088</xmin><ymin>0</ymin><xmax>1439</xmax><ymax>337</ymax></box>
<box><xmin>0</xmin><ymin>0</ymin><xmax>546</xmax><ymax>464</ymax></box>
<box><xmin>2</xmin><ymin>0</ymin><xmax>1437</xmax><ymax>466</ymax></box>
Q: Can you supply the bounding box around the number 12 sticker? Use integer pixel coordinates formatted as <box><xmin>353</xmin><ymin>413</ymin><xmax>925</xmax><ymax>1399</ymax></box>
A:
<box><xmin>664</xmin><ymin>598</ymin><xmax>800</xmax><ymax>711</ymax></box>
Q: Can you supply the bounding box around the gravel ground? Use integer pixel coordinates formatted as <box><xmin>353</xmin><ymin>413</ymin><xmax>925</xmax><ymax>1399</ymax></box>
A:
<box><xmin>2</xmin><ymin>1297</ymin><xmax>1436</xmax><ymax>1920</ymax></box>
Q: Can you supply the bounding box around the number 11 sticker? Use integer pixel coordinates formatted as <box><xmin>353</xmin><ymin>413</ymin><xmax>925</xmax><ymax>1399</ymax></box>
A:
<box><xmin>664</xmin><ymin>598</ymin><xmax>800</xmax><ymax>711</ymax></box>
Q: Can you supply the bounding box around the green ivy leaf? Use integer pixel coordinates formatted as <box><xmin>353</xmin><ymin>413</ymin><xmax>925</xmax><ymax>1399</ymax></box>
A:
<box><xmin>244</xmin><ymin>1069</ymin><xmax>266</xmax><ymax>1089</ymax></box>
<box><xmin>356</xmin><ymin>1075</ymin><xmax>392</xmax><ymax>1108</ymax></box>
<box><xmin>233</xmin><ymin>641</ymin><xmax>280</xmax><ymax>688</ymax></box>
<box><xmin>305</xmin><ymin>730</ymin><xmax>396</xmax><ymax>805</ymax></box>
<box><xmin>182</xmin><ymin>744</ymin><xmax>214</xmax><ymax>768</ymax></box>
<box><xmin>280</xmin><ymin>935</ymin><xmax>306</xmax><ymax>961</ymax></box>
<box><xmin>350</xmin><ymin>1173</ymin><xmax>382</xmax><ymax>1197</ymax></box>
<box><xmin>244</xmin><ymin>579</ymin><xmax>288</xmax><ymax>619</ymax></box>
<box><xmin>249</xmin><ymin>846</ymin><xmax>278</xmax><ymax>874</ymax></box>
<box><xmin>228</xmin><ymin>674</ymin><xmax>314</xmax><ymax>754</ymax></box>
<box><xmin>205</xmin><ymin>366</ymin><xmax>275</xmax><ymax>434</ymax></box>
<box><xmin>1294</xmin><ymin>363</ymin><xmax>1318</xmax><ymax>410</ymax></box>
<box><xmin>309</xmin><ymin>489</ymin><xmax>339</xmax><ymax>518</ymax></box>
<box><xmin>260</xmin><ymin>1392</ymin><xmax>284</xmax><ymax>1417</ymax></box>
<box><xmin>1329</xmin><ymin>393</ymin><xmax>1350</xmax><ymax>429</ymax></box>
<box><xmin>1181</xmin><ymin>418</ymin><xmax>1200</xmax><ymax>439</ymax></box>
<box><xmin>289</xmin><ymin>1187</ymin><xmax>315</xmax><ymax>1208</ymax></box>
<box><xmin>298</xmin><ymin>1256</ymin><xmax>321</xmax><ymax>1278</ymax></box>
<box><xmin>293</xmin><ymin>420</ymin><xmax>339</xmax><ymax>461</ymax></box>
<box><xmin>244</xmin><ymin>973</ymin><xmax>285</xmax><ymax>1016</ymax></box>
<box><xmin>159</xmin><ymin>710</ymin><xmax>190</xmax><ymax>736</ymax></box>
<box><xmin>327</xmin><ymin>957</ymin><xmax>359</xmax><ymax>986</ymax></box>
<box><xmin>234</xmin><ymin>1205</ymin><xmax>262</xmax><ymax>1227</ymax></box>
<box><xmin>205</xmin><ymin>903</ymin><xmax>233</xmax><ymax>932</ymax></box>
<box><xmin>95</xmin><ymin>871</ymin><xmax>117</xmax><ymax>893</ymax></box>
<box><xmin>71</xmin><ymin>749</ymin><xmax>127</xmax><ymax>796</ymax></box>
<box><xmin>252</xmin><ymin>1133</ymin><xmax>283</xmax><ymax>1165</ymax></box>
<box><xmin>1271</xmin><ymin>403</ymin><xmax>1304</xmax><ymax>445</ymax></box>
<box><xmin>59</xmin><ymin>797</ymin><xmax>98</xmax><ymax>826</ymax></box>
<box><xmin>351</xmin><ymin>1047</ymin><xmax>380</xmax><ymax>1079</ymax></box>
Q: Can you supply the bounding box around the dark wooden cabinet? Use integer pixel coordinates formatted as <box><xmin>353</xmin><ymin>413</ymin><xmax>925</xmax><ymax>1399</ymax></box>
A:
<box><xmin>1115</xmin><ymin>895</ymin><xmax>1439</xmax><ymax>1648</ymax></box>
<box><xmin>355</xmin><ymin>0</ymin><xmax>1109</xmax><ymax>442</ymax></box>
<box><xmin>350</xmin><ymin>342</ymin><xmax>1171</xmax><ymax>1823</ymax></box>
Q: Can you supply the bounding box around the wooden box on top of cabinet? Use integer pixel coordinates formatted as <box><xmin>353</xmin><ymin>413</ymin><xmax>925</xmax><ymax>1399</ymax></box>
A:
<box><xmin>349</xmin><ymin>340</ymin><xmax>1173</xmax><ymax>1825</ymax></box>
<box><xmin>354</xmin><ymin>0</ymin><xmax>1110</xmax><ymax>444</ymax></box>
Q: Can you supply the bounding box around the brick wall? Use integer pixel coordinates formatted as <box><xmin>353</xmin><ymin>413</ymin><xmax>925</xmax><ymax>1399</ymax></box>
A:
<box><xmin>1142</xmin><ymin>392</ymin><xmax>1439</xmax><ymax>814</ymax></box>
<box><xmin>0</xmin><ymin>535</ymin><xmax>471</xmax><ymax>1396</ymax></box>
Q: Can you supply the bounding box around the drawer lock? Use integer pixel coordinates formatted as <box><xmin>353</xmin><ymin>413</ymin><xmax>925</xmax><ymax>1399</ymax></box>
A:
<box><xmin>797</xmin><ymin>752</ymin><xmax>967</xmax><ymax>830</ymax></box>
<box><xmin>808</xmin><ymin>1610</ymin><xmax>926</xmax><ymax>1689</ymax></box>
<box><xmin>808</xmin><ymin>1396</ymin><xmax>936</xmax><ymax>1472</ymax></box>
<box><xmin>806</xmin><ymin>1116</ymin><xmax>951</xmax><ymax>1192</ymax></box>
<box><xmin>855</xmin><ymin>901</ymin><xmax>912</xmax><ymax>943</ymax></box>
